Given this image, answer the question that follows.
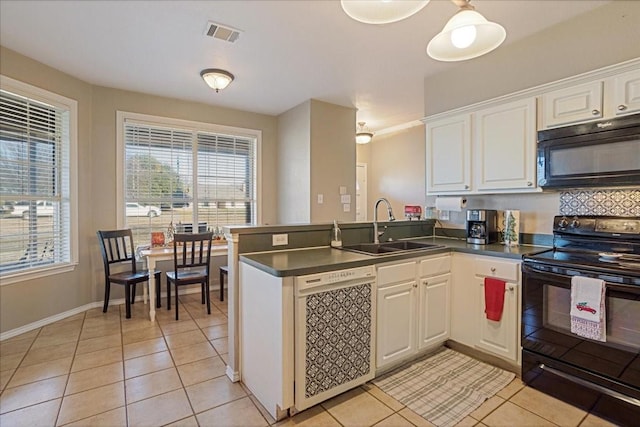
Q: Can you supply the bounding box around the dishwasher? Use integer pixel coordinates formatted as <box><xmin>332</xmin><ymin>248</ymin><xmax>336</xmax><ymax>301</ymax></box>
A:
<box><xmin>294</xmin><ymin>265</ymin><xmax>377</xmax><ymax>411</ymax></box>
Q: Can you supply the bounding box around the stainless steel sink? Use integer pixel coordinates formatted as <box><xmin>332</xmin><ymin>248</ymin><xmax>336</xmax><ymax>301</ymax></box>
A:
<box><xmin>339</xmin><ymin>241</ymin><xmax>445</xmax><ymax>256</ymax></box>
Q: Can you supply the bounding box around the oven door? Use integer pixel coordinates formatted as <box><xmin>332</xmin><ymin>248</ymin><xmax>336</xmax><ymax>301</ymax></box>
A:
<box><xmin>521</xmin><ymin>264</ymin><xmax>640</xmax><ymax>408</ymax></box>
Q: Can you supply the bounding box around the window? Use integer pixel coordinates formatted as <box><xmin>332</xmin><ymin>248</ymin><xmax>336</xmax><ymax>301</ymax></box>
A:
<box><xmin>118</xmin><ymin>112</ymin><xmax>259</xmax><ymax>247</ymax></box>
<box><xmin>0</xmin><ymin>76</ymin><xmax>77</xmax><ymax>283</ymax></box>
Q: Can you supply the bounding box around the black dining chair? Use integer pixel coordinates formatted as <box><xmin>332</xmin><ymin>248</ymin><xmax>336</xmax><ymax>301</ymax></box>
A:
<box><xmin>166</xmin><ymin>231</ymin><xmax>214</xmax><ymax>320</ymax></box>
<box><xmin>97</xmin><ymin>229</ymin><xmax>161</xmax><ymax>319</ymax></box>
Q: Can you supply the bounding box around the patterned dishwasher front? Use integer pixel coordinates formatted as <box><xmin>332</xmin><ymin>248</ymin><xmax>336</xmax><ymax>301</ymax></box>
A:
<box><xmin>295</xmin><ymin>279</ymin><xmax>375</xmax><ymax>410</ymax></box>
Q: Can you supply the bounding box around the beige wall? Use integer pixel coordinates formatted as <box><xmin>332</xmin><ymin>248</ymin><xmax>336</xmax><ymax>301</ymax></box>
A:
<box><xmin>277</xmin><ymin>101</ymin><xmax>311</xmax><ymax>224</ymax></box>
<box><xmin>277</xmin><ymin>99</ymin><xmax>356</xmax><ymax>224</ymax></box>
<box><xmin>362</xmin><ymin>125</ymin><xmax>426</xmax><ymax>221</ymax></box>
<box><xmin>309</xmin><ymin>100</ymin><xmax>357</xmax><ymax>223</ymax></box>
<box><xmin>0</xmin><ymin>46</ymin><xmax>278</xmax><ymax>334</ymax></box>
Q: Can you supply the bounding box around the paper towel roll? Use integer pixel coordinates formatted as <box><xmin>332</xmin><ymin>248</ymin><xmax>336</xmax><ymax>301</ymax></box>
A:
<box><xmin>435</xmin><ymin>197</ymin><xmax>467</xmax><ymax>212</ymax></box>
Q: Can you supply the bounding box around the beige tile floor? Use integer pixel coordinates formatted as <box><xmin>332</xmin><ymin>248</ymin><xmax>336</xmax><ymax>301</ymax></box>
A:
<box><xmin>0</xmin><ymin>290</ymin><xmax>619</xmax><ymax>427</ymax></box>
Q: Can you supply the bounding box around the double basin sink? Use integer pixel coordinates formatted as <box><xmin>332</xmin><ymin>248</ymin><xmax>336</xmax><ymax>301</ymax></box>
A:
<box><xmin>339</xmin><ymin>240</ymin><xmax>445</xmax><ymax>256</ymax></box>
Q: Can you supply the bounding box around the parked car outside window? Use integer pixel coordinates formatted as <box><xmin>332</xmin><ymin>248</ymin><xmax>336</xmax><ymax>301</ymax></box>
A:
<box><xmin>125</xmin><ymin>202</ymin><xmax>161</xmax><ymax>217</ymax></box>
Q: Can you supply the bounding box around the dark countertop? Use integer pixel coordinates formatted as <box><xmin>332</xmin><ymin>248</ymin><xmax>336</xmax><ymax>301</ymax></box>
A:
<box><xmin>239</xmin><ymin>237</ymin><xmax>550</xmax><ymax>277</ymax></box>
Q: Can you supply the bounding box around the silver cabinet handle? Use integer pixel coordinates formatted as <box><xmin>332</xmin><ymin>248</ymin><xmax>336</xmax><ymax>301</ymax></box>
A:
<box><xmin>508</xmin><ymin>285</ymin><xmax>515</xmax><ymax>292</ymax></box>
<box><xmin>464</xmin><ymin>185</ymin><xmax>469</xmax><ymax>190</ymax></box>
<box><xmin>527</xmin><ymin>181</ymin><xmax>533</xmax><ymax>187</ymax></box>
<box><xmin>490</xmin><ymin>267</ymin><xmax>496</xmax><ymax>273</ymax></box>
<box><xmin>618</xmin><ymin>104</ymin><xmax>627</xmax><ymax>111</ymax></box>
<box><xmin>591</xmin><ymin>109</ymin><xmax>600</xmax><ymax>115</ymax></box>
<box><xmin>413</xmin><ymin>283</ymin><xmax>418</xmax><ymax>288</ymax></box>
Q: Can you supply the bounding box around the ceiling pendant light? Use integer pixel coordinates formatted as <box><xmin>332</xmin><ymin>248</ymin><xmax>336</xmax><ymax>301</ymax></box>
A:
<box><xmin>427</xmin><ymin>0</ymin><xmax>506</xmax><ymax>62</ymax></box>
<box><xmin>200</xmin><ymin>68</ymin><xmax>235</xmax><ymax>92</ymax></box>
<box><xmin>356</xmin><ymin>122</ymin><xmax>374</xmax><ymax>144</ymax></box>
<box><xmin>341</xmin><ymin>0</ymin><xmax>430</xmax><ymax>25</ymax></box>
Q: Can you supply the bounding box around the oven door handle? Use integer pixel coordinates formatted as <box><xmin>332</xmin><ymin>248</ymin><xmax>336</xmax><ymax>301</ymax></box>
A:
<box><xmin>522</xmin><ymin>263</ymin><xmax>640</xmax><ymax>295</ymax></box>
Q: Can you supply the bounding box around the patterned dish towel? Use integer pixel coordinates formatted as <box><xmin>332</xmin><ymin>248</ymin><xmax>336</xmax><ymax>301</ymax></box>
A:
<box><xmin>570</xmin><ymin>275</ymin><xmax>606</xmax><ymax>342</ymax></box>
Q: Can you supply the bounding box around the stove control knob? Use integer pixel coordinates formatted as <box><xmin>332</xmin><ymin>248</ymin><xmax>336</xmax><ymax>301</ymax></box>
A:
<box><xmin>558</xmin><ymin>217</ymin><xmax>569</xmax><ymax>228</ymax></box>
<box><xmin>570</xmin><ymin>217</ymin><xmax>580</xmax><ymax>228</ymax></box>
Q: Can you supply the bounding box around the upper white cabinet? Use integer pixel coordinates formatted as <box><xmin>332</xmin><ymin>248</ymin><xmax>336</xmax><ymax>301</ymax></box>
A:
<box><xmin>474</xmin><ymin>98</ymin><xmax>537</xmax><ymax>191</ymax></box>
<box><xmin>541</xmin><ymin>81</ymin><xmax>603</xmax><ymax>128</ymax></box>
<box><xmin>425</xmin><ymin>98</ymin><xmax>537</xmax><ymax>195</ymax></box>
<box><xmin>611</xmin><ymin>69</ymin><xmax>640</xmax><ymax>116</ymax></box>
<box><xmin>425</xmin><ymin>114</ymin><xmax>471</xmax><ymax>193</ymax></box>
<box><xmin>540</xmin><ymin>68</ymin><xmax>640</xmax><ymax>128</ymax></box>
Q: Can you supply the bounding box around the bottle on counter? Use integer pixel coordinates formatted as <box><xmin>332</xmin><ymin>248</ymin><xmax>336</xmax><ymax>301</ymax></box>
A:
<box><xmin>330</xmin><ymin>220</ymin><xmax>342</xmax><ymax>248</ymax></box>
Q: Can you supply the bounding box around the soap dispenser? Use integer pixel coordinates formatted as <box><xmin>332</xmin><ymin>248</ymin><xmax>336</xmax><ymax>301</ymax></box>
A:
<box><xmin>330</xmin><ymin>220</ymin><xmax>342</xmax><ymax>248</ymax></box>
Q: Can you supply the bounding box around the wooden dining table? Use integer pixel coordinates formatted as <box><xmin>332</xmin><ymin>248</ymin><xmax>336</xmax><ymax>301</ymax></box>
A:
<box><xmin>138</xmin><ymin>243</ymin><xmax>228</xmax><ymax>321</ymax></box>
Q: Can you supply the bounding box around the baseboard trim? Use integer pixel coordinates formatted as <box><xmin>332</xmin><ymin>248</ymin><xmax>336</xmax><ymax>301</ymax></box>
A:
<box><xmin>0</xmin><ymin>285</ymin><xmax>220</xmax><ymax>341</ymax></box>
<box><xmin>226</xmin><ymin>365</ymin><xmax>240</xmax><ymax>383</ymax></box>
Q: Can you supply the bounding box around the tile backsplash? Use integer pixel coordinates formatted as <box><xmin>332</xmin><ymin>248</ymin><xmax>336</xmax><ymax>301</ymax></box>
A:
<box><xmin>559</xmin><ymin>189</ymin><xmax>640</xmax><ymax>216</ymax></box>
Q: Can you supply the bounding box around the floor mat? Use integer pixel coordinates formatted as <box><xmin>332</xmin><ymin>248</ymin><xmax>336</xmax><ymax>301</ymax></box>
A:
<box><xmin>373</xmin><ymin>347</ymin><xmax>515</xmax><ymax>427</ymax></box>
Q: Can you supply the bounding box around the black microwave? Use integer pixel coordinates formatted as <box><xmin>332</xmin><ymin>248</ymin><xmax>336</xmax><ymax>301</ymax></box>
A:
<box><xmin>537</xmin><ymin>113</ymin><xmax>640</xmax><ymax>188</ymax></box>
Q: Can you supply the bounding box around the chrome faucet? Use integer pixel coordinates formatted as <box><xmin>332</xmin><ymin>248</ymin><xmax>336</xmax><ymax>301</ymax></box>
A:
<box><xmin>373</xmin><ymin>198</ymin><xmax>396</xmax><ymax>244</ymax></box>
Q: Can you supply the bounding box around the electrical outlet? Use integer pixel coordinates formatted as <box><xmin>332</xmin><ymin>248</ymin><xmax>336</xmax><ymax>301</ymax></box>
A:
<box><xmin>272</xmin><ymin>234</ymin><xmax>288</xmax><ymax>246</ymax></box>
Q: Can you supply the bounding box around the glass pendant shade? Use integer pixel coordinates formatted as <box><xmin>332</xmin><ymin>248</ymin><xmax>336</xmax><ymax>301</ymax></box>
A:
<box><xmin>427</xmin><ymin>9</ymin><xmax>506</xmax><ymax>62</ymax></box>
<box><xmin>200</xmin><ymin>69</ymin><xmax>234</xmax><ymax>92</ymax></box>
<box><xmin>341</xmin><ymin>0</ymin><xmax>430</xmax><ymax>24</ymax></box>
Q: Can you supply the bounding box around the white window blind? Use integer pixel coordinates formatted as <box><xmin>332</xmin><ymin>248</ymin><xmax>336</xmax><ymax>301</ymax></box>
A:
<box><xmin>0</xmin><ymin>87</ymin><xmax>72</xmax><ymax>276</ymax></box>
<box><xmin>123</xmin><ymin>118</ymin><xmax>257</xmax><ymax>246</ymax></box>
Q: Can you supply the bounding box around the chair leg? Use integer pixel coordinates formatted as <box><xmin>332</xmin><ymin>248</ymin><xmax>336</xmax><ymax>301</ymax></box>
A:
<box><xmin>167</xmin><ymin>278</ymin><xmax>171</xmax><ymax>310</ymax></box>
<box><xmin>131</xmin><ymin>284</ymin><xmax>137</xmax><ymax>304</ymax></box>
<box><xmin>175</xmin><ymin>284</ymin><xmax>180</xmax><ymax>321</ymax></box>
<box><xmin>103</xmin><ymin>281</ymin><xmax>110</xmax><ymax>313</ymax></box>
<box><xmin>201</xmin><ymin>283</ymin><xmax>205</xmax><ymax>304</ymax></box>
<box><xmin>206</xmin><ymin>280</ymin><xmax>211</xmax><ymax>314</ymax></box>
<box><xmin>125</xmin><ymin>283</ymin><xmax>132</xmax><ymax>319</ymax></box>
<box><xmin>155</xmin><ymin>273</ymin><xmax>161</xmax><ymax>309</ymax></box>
<box><xmin>219</xmin><ymin>270</ymin><xmax>224</xmax><ymax>302</ymax></box>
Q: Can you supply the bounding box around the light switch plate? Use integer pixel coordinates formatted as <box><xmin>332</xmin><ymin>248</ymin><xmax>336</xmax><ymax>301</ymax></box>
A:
<box><xmin>339</xmin><ymin>186</ymin><xmax>347</xmax><ymax>195</ymax></box>
<box><xmin>341</xmin><ymin>194</ymin><xmax>351</xmax><ymax>204</ymax></box>
<box><xmin>272</xmin><ymin>234</ymin><xmax>288</xmax><ymax>246</ymax></box>
<box><xmin>343</xmin><ymin>203</ymin><xmax>351</xmax><ymax>212</ymax></box>
<box><xmin>317</xmin><ymin>194</ymin><xmax>323</xmax><ymax>204</ymax></box>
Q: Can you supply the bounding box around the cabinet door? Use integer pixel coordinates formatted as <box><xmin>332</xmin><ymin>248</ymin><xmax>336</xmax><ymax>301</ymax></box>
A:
<box><xmin>450</xmin><ymin>254</ymin><xmax>477</xmax><ymax>347</ymax></box>
<box><xmin>541</xmin><ymin>81</ymin><xmax>603</xmax><ymax>128</ymax></box>
<box><xmin>611</xmin><ymin>69</ymin><xmax>640</xmax><ymax>116</ymax></box>
<box><xmin>477</xmin><ymin>278</ymin><xmax>519</xmax><ymax>362</ymax></box>
<box><xmin>418</xmin><ymin>273</ymin><xmax>451</xmax><ymax>349</ymax></box>
<box><xmin>426</xmin><ymin>114</ymin><xmax>472</xmax><ymax>194</ymax></box>
<box><xmin>377</xmin><ymin>281</ymin><xmax>417</xmax><ymax>368</ymax></box>
<box><xmin>474</xmin><ymin>98</ymin><xmax>537</xmax><ymax>191</ymax></box>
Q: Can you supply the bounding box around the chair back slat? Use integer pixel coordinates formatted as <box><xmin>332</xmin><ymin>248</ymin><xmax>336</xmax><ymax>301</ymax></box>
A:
<box><xmin>172</xmin><ymin>232</ymin><xmax>213</xmax><ymax>275</ymax></box>
<box><xmin>97</xmin><ymin>229</ymin><xmax>137</xmax><ymax>274</ymax></box>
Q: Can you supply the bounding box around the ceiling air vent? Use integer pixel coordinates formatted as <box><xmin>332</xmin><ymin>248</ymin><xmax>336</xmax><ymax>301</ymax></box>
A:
<box><xmin>204</xmin><ymin>21</ymin><xmax>242</xmax><ymax>43</ymax></box>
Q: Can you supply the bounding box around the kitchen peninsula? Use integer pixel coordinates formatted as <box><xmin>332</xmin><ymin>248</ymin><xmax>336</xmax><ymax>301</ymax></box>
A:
<box><xmin>224</xmin><ymin>220</ymin><xmax>549</xmax><ymax>419</ymax></box>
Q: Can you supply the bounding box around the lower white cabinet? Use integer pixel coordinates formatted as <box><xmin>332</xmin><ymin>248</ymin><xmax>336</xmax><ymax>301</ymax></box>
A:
<box><xmin>377</xmin><ymin>254</ymin><xmax>451</xmax><ymax>370</ymax></box>
<box><xmin>451</xmin><ymin>253</ymin><xmax>521</xmax><ymax>365</ymax></box>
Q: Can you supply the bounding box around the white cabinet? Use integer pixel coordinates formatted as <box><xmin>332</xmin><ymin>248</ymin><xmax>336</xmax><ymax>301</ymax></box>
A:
<box><xmin>541</xmin><ymin>81</ymin><xmax>603</xmax><ymax>128</ymax></box>
<box><xmin>425</xmin><ymin>98</ymin><xmax>538</xmax><ymax>195</ymax></box>
<box><xmin>425</xmin><ymin>114</ymin><xmax>472</xmax><ymax>193</ymax></box>
<box><xmin>450</xmin><ymin>253</ymin><xmax>521</xmax><ymax>365</ymax></box>
<box><xmin>417</xmin><ymin>256</ymin><xmax>451</xmax><ymax>349</ymax></box>
<box><xmin>475</xmin><ymin>257</ymin><xmax>520</xmax><ymax>363</ymax></box>
<box><xmin>540</xmin><ymin>68</ymin><xmax>640</xmax><ymax>128</ymax></box>
<box><xmin>376</xmin><ymin>254</ymin><xmax>451</xmax><ymax>370</ymax></box>
<box><xmin>474</xmin><ymin>98</ymin><xmax>537</xmax><ymax>191</ymax></box>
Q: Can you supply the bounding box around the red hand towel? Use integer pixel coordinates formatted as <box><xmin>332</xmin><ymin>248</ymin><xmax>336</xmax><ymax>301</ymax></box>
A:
<box><xmin>484</xmin><ymin>277</ymin><xmax>506</xmax><ymax>321</ymax></box>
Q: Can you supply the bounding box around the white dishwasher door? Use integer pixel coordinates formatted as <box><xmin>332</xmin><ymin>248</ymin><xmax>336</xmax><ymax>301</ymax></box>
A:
<box><xmin>294</xmin><ymin>265</ymin><xmax>376</xmax><ymax>411</ymax></box>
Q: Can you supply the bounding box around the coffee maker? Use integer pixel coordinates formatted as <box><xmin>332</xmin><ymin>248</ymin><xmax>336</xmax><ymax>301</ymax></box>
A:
<box><xmin>466</xmin><ymin>209</ymin><xmax>497</xmax><ymax>244</ymax></box>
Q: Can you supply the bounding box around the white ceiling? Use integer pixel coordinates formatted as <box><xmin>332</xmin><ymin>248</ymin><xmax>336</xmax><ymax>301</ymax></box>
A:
<box><xmin>0</xmin><ymin>0</ymin><xmax>610</xmax><ymax>132</ymax></box>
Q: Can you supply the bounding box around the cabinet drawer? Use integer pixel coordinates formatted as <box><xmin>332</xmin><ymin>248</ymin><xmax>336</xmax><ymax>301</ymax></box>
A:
<box><xmin>377</xmin><ymin>261</ymin><xmax>416</xmax><ymax>287</ymax></box>
<box><xmin>474</xmin><ymin>258</ymin><xmax>519</xmax><ymax>282</ymax></box>
<box><xmin>419</xmin><ymin>256</ymin><xmax>451</xmax><ymax>277</ymax></box>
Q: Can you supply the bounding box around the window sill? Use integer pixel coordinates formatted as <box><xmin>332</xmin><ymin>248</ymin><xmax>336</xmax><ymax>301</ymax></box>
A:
<box><xmin>0</xmin><ymin>263</ymin><xmax>78</xmax><ymax>286</ymax></box>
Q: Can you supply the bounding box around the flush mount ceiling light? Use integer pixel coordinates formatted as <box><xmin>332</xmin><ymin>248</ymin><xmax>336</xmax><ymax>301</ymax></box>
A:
<box><xmin>200</xmin><ymin>68</ymin><xmax>234</xmax><ymax>92</ymax></box>
<box><xmin>356</xmin><ymin>122</ymin><xmax>374</xmax><ymax>144</ymax></box>
<box><xmin>427</xmin><ymin>0</ymin><xmax>506</xmax><ymax>62</ymax></box>
<box><xmin>341</xmin><ymin>0</ymin><xmax>430</xmax><ymax>24</ymax></box>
